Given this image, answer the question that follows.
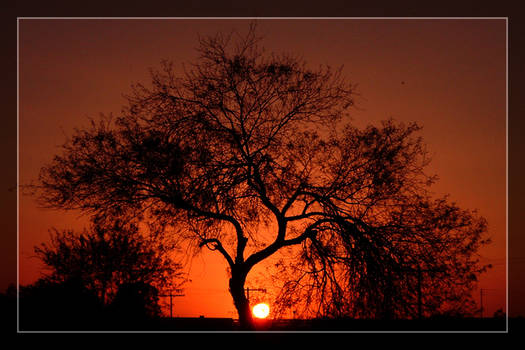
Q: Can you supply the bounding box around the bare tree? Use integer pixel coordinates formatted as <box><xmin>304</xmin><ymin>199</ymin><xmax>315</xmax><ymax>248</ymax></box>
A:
<box><xmin>34</xmin><ymin>24</ymin><xmax>490</xmax><ymax>328</ymax></box>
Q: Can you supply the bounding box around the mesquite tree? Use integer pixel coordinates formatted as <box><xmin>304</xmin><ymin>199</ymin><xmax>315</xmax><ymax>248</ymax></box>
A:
<box><xmin>35</xmin><ymin>25</ymin><xmax>489</xmax><ymax>328</ymax></box>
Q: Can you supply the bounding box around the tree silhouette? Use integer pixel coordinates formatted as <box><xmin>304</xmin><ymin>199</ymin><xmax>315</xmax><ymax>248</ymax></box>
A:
<box><xmin>19</xmin><ymin>276</ymin><xmax>104</xmax><ymax>330</ymax></box>
<box><xmin>108</xmin><ymin>281</ymin><xmax>162</xmax><ymax>326</ymax></box>
<box><xmin>34</xmin><ymin>218</ymin><xmax>185</xmax><ymax>307</ymax></box>
<box><xmin>34</xmin><ymin>24</ymin><xmax>490</xmax><ymax>329</ymax></box>
<box><xmin>1</xmin><ymin>284</ymin><xmax>17</xmax><ymax>332</ymax></box>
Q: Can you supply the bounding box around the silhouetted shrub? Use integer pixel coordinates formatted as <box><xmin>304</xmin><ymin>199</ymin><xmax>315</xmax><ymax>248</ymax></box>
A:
<box><xmin>19</xmin><ymin>277</ymin><xmax>104</xmax><ymax>330</ymax></box>
<box><xmin>107</xmin><ymin>281</ymin><xmax>161</xmax><ymax>328</ymax></box>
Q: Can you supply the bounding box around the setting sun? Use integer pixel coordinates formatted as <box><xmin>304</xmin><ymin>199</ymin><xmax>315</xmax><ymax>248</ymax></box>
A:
<box><xmin>252</xmin><ymin>303</ymin><xmax>270</xmax><ymax>319</ymax></box>
<box><xmin>15</xmin><ymin>18</ymin><xmax>509</xmax><ymax>331</ymax></box>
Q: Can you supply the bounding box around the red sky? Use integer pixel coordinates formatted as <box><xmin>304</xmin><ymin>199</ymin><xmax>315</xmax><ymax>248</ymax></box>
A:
<box><xmin>16</xmin><ymin>18</ymin><xmax>509</xmax><ymax>318</ymax></box>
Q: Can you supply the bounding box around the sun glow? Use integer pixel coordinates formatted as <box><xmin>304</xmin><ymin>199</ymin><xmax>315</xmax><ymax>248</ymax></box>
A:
<box><xmin>252</xmin><ymin>303</ymin><xmax>270</xmax><ymax>319</ymax></box>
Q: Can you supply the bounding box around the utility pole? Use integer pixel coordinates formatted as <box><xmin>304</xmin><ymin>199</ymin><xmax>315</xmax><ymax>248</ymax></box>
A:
<box><xmin>159</xmin><ymin>292</ymin><xmax>185</xmax><ymax>318</ymax></box>
<box><xmin>479</xmin><ymin>288</ymin><xmax>496</xmax><ymax>319</ymax></box>
<box><xmin>417</xmin><ymin>266</ymin><xmax>422</xmax><ymax>320</ymax></box>
<box><xmin>403</xmin><ymin>266</ymin><xmax>443</xmax><ymax>320</ymax></box>
<box><xmin>480</xmin><ymin>288</ymin><xmax>483</xmax><ymax>319</ymax></box>
<box><xmin>245</xmin><ymin>288</ymin><xmax>266</xmax><ymax>303</ymax></box>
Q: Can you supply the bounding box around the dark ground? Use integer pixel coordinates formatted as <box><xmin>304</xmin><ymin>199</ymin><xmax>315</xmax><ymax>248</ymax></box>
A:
<box><xmin>14</xmin><ymin>316</ymin><xmax>515</xmax><ymax>332</ymax></box>
<box><xmin>3</xmin><ymin>290</ymin><xmax>518</xmax><ymax>332</ymax></box>
<box><xmin>149</xmin><ymin>316</ymin><xmax>511</xmax><ymax>332</ymax></box>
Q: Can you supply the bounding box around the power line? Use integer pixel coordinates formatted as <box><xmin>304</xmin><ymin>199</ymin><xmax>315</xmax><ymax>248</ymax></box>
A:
<box><xmin>245</xmin><ymin>288</ymin><xmax>266</xmax><ymax>303</ymax></box>
<box><xmin>159</xmin><ymin>292</ymin><xmax>185</xmax><ymax>318</ymax></box>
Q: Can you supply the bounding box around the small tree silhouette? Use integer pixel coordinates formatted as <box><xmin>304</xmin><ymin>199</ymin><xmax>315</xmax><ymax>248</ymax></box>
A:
<box><xmin>33</xmin><ymin>24</ymin><xmax>490</xmax><ymax>329</ymax></box>
<box><xmin>108</xmin><ymin>281</ymin><xmax>162</xmax><ymax>327</ymax></box>
<box><xmin>34</xmin><ymin>218</ymin><xmax>185</xmax><ymax>307</ymax></box>
<box><xmin>19</xmin><ymin>276</ymin><xmax>104</xmax><ymax>330</ymax></box>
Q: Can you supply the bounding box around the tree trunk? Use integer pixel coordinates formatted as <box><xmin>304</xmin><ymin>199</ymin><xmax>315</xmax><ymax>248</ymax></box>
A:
<box><xmin>229</xmin><ymin>267</ymin><xmax>253</xmax><ymax>330</ymax></box>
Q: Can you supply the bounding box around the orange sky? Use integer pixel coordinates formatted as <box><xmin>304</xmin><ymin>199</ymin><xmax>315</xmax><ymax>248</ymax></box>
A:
<box><xmin>16</xmin><ymin>18</ymin><xmax>509</xmax><ymax>318</ymax></box>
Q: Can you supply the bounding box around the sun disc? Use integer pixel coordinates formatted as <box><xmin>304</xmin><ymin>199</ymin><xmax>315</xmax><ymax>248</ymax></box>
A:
<box><xmin>252</xmin><ymin>303</ymin><xmax>270</xmax><ymax>319</ymax></box>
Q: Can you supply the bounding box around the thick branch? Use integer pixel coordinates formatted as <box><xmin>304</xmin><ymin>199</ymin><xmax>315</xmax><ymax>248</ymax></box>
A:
<box><xmin>244</xmin><ymin>217</ymin><xmax>330</xmax><ymax>271</ymax></box>
<box><xmin>280</xmin><ymin>183</ymin><xmax>304</xmax><ymax>216</ymax></box>
<box><xmin>163</xmin><ymin>194</ymin><xmax>248</xmax><ymax>263</ymax></box>
<box><xmin>199</xmin><ymin>238</ymin><xmax>235</xmax><ymax>268</ymax></box>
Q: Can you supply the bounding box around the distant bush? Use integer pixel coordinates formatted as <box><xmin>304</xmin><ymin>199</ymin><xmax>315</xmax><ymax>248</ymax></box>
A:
<box><xmin>19</xmin><ymin>277</ymin><xmax>104</xmax><ymax>330</ymax></box>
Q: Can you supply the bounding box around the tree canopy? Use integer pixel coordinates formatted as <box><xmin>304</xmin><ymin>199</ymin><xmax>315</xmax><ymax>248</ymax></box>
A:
<box><xmin>34</xmin><ymin>24</ymin><xmax>490</xmax><ymax>328</ymax></box>
<box><xmin>34</xmin><ymin>218</ymin><xmax>185</xmax><ymax>306</ymax></box>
